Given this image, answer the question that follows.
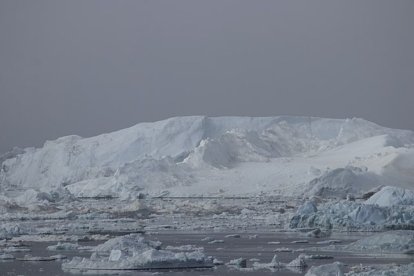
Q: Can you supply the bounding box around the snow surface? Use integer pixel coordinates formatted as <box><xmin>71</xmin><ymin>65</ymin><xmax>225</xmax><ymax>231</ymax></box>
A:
<box><xmin>1</xmin><ymin>116</ymin><xmax>414</xmax><ymax>201</ymax></box>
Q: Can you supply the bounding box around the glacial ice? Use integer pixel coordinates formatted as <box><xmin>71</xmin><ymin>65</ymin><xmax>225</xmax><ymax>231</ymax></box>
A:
<box><xmin>365</xmin><ymin>186</ymin><xmax>414</xmax><ymax>207</ymax></box>
<box><xmin>290</xmin><ymin>200</ymin><xmax>414</xmax><ymax>231</ymax></box>
<box><xmin>2</xmin><ymin>116</ymin><xmax>414</xmax><ymax>201</ymax></box>
<box><xmin>1</xmin><ymin>116</ymin><xmax>414</xmax><ymax>274</ymax></box>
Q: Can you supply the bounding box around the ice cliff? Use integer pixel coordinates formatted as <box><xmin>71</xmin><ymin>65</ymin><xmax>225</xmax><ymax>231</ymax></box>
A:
<box><xmin>1</xmin><ymin>116</ymin><xmax>414</xmax><ymax>200</ymax></box>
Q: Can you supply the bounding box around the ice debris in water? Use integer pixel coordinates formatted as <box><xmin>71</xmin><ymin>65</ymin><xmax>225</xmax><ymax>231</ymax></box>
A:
<box><xmin>47</xmin><ymin>242</ymin><xmax>79</xmax><ymax>251</ymax></box>
<box><xmin>342</xmin><ymin>230</ymin><xmax>414</xmax><ymax>254</ymax></box>
<box><xmin>305</xmin><ymin>262</ymin><xmax>345</xmax><ymax>276</ymax></box>
<box><xmin>62</xmin><ymin>233</ymin><xmax>213</xmax><ymax>271</ymax></box>
<box><xmin>226</xmin><ymin>257</ymin><xmax>247</xmax><ymax>268</ymax></box>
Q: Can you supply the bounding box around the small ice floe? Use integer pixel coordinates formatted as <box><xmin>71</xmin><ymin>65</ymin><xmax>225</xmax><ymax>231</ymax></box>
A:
<box><xmin>212</xmin><ymin>258</ymin><xmax>224</xmax><ymax>265</ymax></box>
<box><xmin>47</xmin><ymin>242</ymin><xmax>79</xmax><ymax>251</ymax></box>
<box><xmin>226</xmin><ymin>257</ymin><xmax>247</xmax><ymax>268</ymax></box>
<box><xmin>208</xmin><ymin>239</ymin><xmax>224</xmax><ymax>244</ymax></box>
<box><xmin>18</xmin><ymin>254</ymin><xmax>67</xmax><ymax>261</ymax></box>
<box><xmin>316</xmin><ymin>239</ymin><xmax>342</xmax><ymax>245</ymax></box>
<box><xmin>301</xmin><ymin>254</ymin><xmax>334</xmax><ymax>260</ymax></box>
<box><xmin>62</xmin><ymin>234</ymin><xmax>213</xmax><ymax>271</ymax></box>
<box><xmin>0</xmin><ymin>253</ymin><xmax>14</xmax><ymax>260</ymax></box>
<box><xmin>201</xmin><ymin>236</ymin><xmax>214</xmax><ymax>242</ymax></box>
<box><xmin>306</xmin><ymin>228</ymin><xmax>331</xmax><ymax>238</ymax></box>
<box><xmin>305</xmin><ymin>262</ymin><xmax>345</xmax><ymax>276</ymax></box>
<box><xmin>253</xmin><ymin>254</ymin><xmax>307</xmax><ymax>272</ymax></box>
<box><xmin>2</xmin><ymin>246</ymin><xmax>31</xmax><ymax>253</ymax></box>
<box><xmin>286</xmin><ymin>254</ymin><xmax>307</xmax><ymax>268</ymax></box>
<box><xmin>253</xmin><ymin>255</ymin><xmax>284</xmax><ymax>270</ymax></box>
<box><xmin>267</xmin><ymin>241</ymin><xmax>281</xmax><ymax>245</ymax></box>
<box><xmin>274</xmin><ymin>247</ymin><xmax>293</xmax><ymax>252</ymax></box>
<box><xmin>225</xmin><ymin>234</ymin><xmax>241</xmax><ymax>238</ymax></box>
<box><xmin>165</xmin><ymin>244</ymin><xmax>203</xmax><ymax>251</ymax></box>
<box><xmin>291</xmin><ymin>240</ymin><xmax>309</xmax><ymax>244</ymax></box>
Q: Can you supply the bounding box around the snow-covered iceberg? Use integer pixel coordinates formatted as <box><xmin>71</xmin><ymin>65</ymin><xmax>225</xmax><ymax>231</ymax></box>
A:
<box><xmin>1</xmin><ymin>116</ymin><xmax>414</xmax><ymax>201</ymax></box>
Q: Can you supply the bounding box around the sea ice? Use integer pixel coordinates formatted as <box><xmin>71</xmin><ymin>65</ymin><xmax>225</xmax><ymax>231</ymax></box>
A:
<box><xmin>62</xmin><ymin>233</ymin><xmax>213</xmax><ymax>270</ymax></box>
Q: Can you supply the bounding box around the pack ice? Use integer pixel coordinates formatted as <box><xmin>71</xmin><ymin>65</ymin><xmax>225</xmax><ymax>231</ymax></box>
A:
<box><xmin>1</xmin><ymin>116</ymin><xmax>414</xmax><ymax>202</ymax></box>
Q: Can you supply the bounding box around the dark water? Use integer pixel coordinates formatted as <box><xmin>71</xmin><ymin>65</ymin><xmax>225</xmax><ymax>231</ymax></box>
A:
<box><xmin>1</xmin><ymin>231</ymin><xmax>413</xmax><ymax>276</ymax></box>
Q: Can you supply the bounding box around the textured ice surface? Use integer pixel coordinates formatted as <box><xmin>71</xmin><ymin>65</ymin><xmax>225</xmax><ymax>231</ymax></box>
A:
<box><xmin>366</xmin><ymin>186</ymin><xmax>414</xmax><ymax>207</ymax></box>
<box><xmin>342</xmin><ymin>230</ymin><xmax>414</xmax><ymax>254</ymax></box>
<box><xmin>62</xmin><ymin>233</ymin><xmax>212</xmax><ymax>270</ymax></box>
<box><xmin>305</xmin><ymin>262</ymin><xmax>345</xmax><ymax>276</ymax></box>
<box><xmin>290</xmin><ymin>200</ymin><xmax>414</xmax><ymax>231</ymax></box>
<box><xmin>2</xmin><ymin>116</ymin><xmax>414</xmax><ymax>201</ymax></box>
<box><xmin>347</xmin><ymin>263</ymin><xmax>414</xmax><ymax>276</ymax></box>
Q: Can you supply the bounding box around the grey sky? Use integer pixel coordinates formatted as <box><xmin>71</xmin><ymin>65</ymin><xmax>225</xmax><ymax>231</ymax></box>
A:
<box><xmin>1</xmin><ymin>0</ymin><xmax>413</xmax><ymax>154</ymax></box>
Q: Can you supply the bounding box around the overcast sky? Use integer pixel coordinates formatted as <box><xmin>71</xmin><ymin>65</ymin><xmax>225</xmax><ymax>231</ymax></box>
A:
<box><xmin>0</xmin><ymin>0</ymin><xmax>413</xmax><ymax>153</ymax></box>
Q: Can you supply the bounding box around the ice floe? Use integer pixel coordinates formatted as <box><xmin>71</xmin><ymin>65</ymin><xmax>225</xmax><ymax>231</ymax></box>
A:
<box><xmin>305</xmin><ymin>262</ymin><xmax>345</xmax><ymax>276</ymax></box>
<box><xmin>62</xmin><ymin>234</ymin><xmax>213</xmax><ymax>271</ymax></box>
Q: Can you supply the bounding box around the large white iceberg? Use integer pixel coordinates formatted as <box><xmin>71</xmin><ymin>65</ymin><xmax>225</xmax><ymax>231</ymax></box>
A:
<box><xmin>1</xmin><ymin>116</ymin><xmax>414</xmax><ymax>200</ymax></box>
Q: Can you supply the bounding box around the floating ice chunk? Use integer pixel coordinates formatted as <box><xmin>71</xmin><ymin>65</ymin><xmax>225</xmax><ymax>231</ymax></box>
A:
<box><xmin>286</xmin><ymin>254</ymin><xmax>307</xmax><ymax>268</ymax></box>
<box><xmin>301</xmin><ymin>254</ymin><xmax>333</xmax><ymax>260</ymax></box>
<box><xmin>226</xmin><ymin>257</ymin><xmax>247</xmax><ymax>268</ymax></box>
<box><xmin>225</xmin><ymin>234</ymin><xmax>241</xmax><ymax>238</ymax></box>
<box><xmin>305</xmin><ymin>262</ymin><xmax>344</xmax><ymax>276</ymax></box>
<box><xmin>291</xmin><ymin>240</ymin><xmax>309</xmax><ymax>244</ymax></box>
<box><xmin>93</xmin><ymin>234</ymin><xmax>161</xmax><ymax>254</ymax></box>
<box><xmin>253</xmin><ymin>254</ymin><xmax>283</xmax><ymax>270</ymax></box>
<box><xmin>208</xmin><ymin>239</ymin><xmax>224</xmax><ymax>244</ymax></box>
<box><xmin>0</xmin><ymin>253</ymin><xmax>14</xmax><ymax>260</ymax></box>
<box><xmin>18</xmin><ymin>254</ymin><xmax>67</xmax><ymax>261</ymax></box>
<box><xmin>267</xmin><ymin>241</ymin><xmax>280</xmax><ymax>245</ymax></box>
<box><xmin>274</xmin><ymin>247</ymin><xmax>293</xmax><ymax>252</ymax></box>
<box><xmin>165</xmin><ymin>244</ymin><xmax>203</xmax><ymax>251</ymax></box>
<box><xmin>213</xmin><ymin>258</ymin><xmax>224</xmax><ymax>265</ymax></box>
<box><xmin>62</xmin><ymin>234</ymin><xmax>213</xmax><ymax>271</ymax></box>
<box><xmin>47</xmin><ymin>242</ymin><xmax>79</xmax><ymax>251</ymax></box>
